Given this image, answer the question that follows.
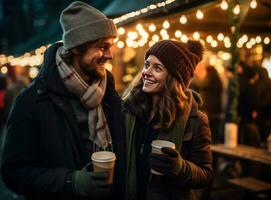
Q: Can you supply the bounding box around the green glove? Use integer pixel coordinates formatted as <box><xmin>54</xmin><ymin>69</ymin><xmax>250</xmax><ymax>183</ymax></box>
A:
<box><xmin>72</xmin><ymin>165</ymin><xmax>112</xmax><ymax>198</ymax></box>
<box><xmin>150</xmin><ymin>147</ymin><xmax>184</xmax><ymax>177</ymax></box>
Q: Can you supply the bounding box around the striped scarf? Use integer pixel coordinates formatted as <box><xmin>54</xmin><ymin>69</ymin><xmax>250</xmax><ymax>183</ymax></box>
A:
<box><xmin>56</xmin><ymin>46</ymin><xmax>112</xmax><ymax>149</ymax></box>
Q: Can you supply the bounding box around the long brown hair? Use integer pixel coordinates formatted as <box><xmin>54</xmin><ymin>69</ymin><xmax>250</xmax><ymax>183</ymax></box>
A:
<box><xmin>122</xmin><ymin>70</ymin><xmax>188</xmax><ymax>130</ymax></box>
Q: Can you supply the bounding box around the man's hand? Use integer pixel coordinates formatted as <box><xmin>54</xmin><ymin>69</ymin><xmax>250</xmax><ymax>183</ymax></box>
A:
<box><xmin>150</xmin><ymin>147</ymin><xmax>184</xmax><ymax>177</ymax></box>
<box><xmin>72</xmin><ymin>164</ymin><xmax>112</xmax><ymax>198</ymax></box>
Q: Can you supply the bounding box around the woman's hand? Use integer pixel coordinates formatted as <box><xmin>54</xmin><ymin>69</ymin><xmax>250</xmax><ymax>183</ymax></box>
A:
<box><xmin>150</xmin><ymin>147</ymin><xmax>184</xmax><ymax>177</ymax></box>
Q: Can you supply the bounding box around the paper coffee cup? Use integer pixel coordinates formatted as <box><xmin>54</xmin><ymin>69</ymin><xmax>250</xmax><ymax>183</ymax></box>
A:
<box><xmin>151</xmin><ymin>140</ymin><xmax>176</xmax><ymax>175</ymax></box>
<box><xmin>91</xmin><ymin>151</ymin><xmax>116</xmax><ymax>184</ymax></box>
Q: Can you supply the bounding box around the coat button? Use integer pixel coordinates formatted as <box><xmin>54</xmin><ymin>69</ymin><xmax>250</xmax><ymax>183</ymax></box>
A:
<box><xmin>37</xmin><ymin>89</ymin><xmax>42</xmax><ymax>95</ymax></box>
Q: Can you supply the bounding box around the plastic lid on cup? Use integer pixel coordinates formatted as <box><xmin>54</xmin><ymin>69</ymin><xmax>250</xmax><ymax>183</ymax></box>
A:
<box><xmin>151</xmin><ymin>140</ymin><xmax>176</xmax><ymax>149</ymax></box>
<box><xmin>91</xmin><ymin>151</ymin><xmax>116</xmax><ymax>162</ymax></box>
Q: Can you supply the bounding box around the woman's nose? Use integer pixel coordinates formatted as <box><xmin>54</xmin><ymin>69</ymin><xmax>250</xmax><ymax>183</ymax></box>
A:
<box><xmin>143</xmin><ymin>66</ymin><xmax>152</xmax><ymax>76</ymax></box>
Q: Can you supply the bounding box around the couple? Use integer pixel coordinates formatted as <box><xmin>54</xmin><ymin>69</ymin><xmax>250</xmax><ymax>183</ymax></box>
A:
<box><xmin>1</xmin><ymin>1</ymin><xmax>213</xmax><ymax>200</ymax></box>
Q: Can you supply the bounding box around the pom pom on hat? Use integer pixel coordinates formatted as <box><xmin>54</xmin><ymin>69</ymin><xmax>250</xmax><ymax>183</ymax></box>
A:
<box><xmin>145</xmin><ymin>39</ymin><xmax>204</xmax><ymax>89</ymax></box>
<box><xmin>187</xmin><ymin>40</ymin><xmax>204</xmax><ymax>60</ymax></box>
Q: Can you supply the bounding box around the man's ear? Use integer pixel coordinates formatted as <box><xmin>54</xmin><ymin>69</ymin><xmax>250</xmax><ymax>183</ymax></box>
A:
<box><xmin>71</xmin><ymin>48</ymin><xmax>80</xmax><ymax>55</ymax></box>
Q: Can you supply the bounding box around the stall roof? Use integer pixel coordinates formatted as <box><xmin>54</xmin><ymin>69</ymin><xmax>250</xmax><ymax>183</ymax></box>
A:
<box><xmin>3</xmin><ymin>0</ymin><xmax>211</xmax><ymax>56</ymax></box>
<box><xmin>3</xmin><ymin>0</ymin><xmax>271</xmax><ymax>56</ymax></box>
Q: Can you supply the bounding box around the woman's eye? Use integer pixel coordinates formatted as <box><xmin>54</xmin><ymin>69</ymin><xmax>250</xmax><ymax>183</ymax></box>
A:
<box><xmin>144</xmin><ymin>63</ymin><xmax>150</xmax><ymax>68</ymax></box>
<box><xmin>155</xmin><ymin>66</ymin><xmax>162</xmax><ymax>72</ymax></box>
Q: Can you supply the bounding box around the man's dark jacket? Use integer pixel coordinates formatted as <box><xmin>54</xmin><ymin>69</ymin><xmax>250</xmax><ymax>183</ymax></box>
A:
<box><xmin>1</xmin><ymin>43</ymin><xmax>126</xmax><ymax>200</ymax></box>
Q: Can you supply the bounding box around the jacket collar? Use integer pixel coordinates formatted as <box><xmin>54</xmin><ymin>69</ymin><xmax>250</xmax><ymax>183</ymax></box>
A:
<box><xmin>35</xmin><ymin>43</ymin><xmax>70</xmax><ymax>97</ymax></box>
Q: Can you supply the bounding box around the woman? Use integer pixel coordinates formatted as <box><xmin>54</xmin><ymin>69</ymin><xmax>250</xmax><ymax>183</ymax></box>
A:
<box><xmin>122</xmin><ymin>40</ymin><xmax>213</xmax><ymax>200</ymax></box>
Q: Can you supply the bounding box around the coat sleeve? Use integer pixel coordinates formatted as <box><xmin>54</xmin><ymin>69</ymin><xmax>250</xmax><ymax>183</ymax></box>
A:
<box><xmin>176</xmin><ymin>111</ymin><xmax>213</xmax><ymax>189</ymax></box>
<box><xmin>1</xmin><ymin>88</ymin><xmax>74</xmax><ymax>198</ymax></box>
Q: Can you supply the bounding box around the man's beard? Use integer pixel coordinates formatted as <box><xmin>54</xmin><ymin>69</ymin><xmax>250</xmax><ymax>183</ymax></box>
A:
<box><xmin>79</xmin><ymin>58</ymin><xmax>106</xmax><ymax>82</ymax></box>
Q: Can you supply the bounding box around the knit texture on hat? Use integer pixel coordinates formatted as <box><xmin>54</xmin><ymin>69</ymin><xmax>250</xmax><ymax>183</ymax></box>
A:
<box><xmin>60</xmin><ymin>1</ymin><xmax>117</xmax><ymax>50</ymax></box>
<box><xmin>145</xmin><ymin>40</ymin><xmax>204</xmax><ymax>89</ymax></box>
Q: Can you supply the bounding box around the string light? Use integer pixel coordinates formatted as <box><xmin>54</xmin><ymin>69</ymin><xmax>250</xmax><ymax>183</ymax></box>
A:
<box><xmin>250</xmin><ymin>0</ymin><xmax>257</xmax><ymax>9</ymax></box>
<box><xmin>175</xmin><ymin>30</ymin><xmax>182</xmax><ymax>38</ymax></box>
<box><xmin>160</xmin><ymin>29</ymin><xmax>168</xmax><ymax>36</ymax></box>
<box><xmin>113</xmin><ymin>0</ymin><xmax>176</xmax><ymax>24</ymax></box>
<box><xmin>233</xmin><ymin>4</ymin><xmax>240</xmax><ymax>15</ymax></box>
<box><xmin>118</xmin><ymin>27</ymin><xmax>125</xmax><ymax>35</ymax></box>
<box><xmin>162</xmin><ymin>20</ymin><xmax>170</xmax><ymax>29</ymax></box>
<box><xmin>152</xmin><ymin>34</ymin><xmax>160</xmax><ymax>42</ymax></box>
<box><xmin>117</xmin><ymin>41</ymin><xmax>125</xmax><ymax>48</ymax></box>
<box><xmin>206</xmin><ymin>35</ymin><xmax>213</xmax><ymax>43</ymax></box>
<box><xmin>136</xmin><ymin>23</ymin><xmax>143</xmax><ymax>30</ymax></box>
<box><xmin>221</xmin><ymin>0</ymin><xmax>228</xmax><ymax>10</ymax></box>
<box><xmin>193</xmin><ymin>32</ymin><xmax>200</xmax><ymax>40</ymax></box>
<box><xmin>246</xmin><ymin>42</ymin><xmax>252</xmax><ymax>49</ymax></box>
<box><xmin>211</xmin><ymin>40</ymin><xmax>218</xmax><ymax>47</ymax></box>
<box><xmin>264</xmin><ymin>37</ymin><xmax>270</xmax><ymax>44</ymax></box>
<box><xmin>237</xmin><ymin>41</ymin><xmax>243</xmax><ymax>48</ymax></box>
<box><xmin>255</xmin><ymin>36</ymin><xmax>261</xmax><ymax>43</ymax></box>
<box><xmin>29</xmin><ymin>67</ymin><xmax>39</xmax><ymax>79</ymax></box>
<box><xmin>196</xmin><ymin>10</ymin><xmax>204</xmax><ymax>19</ymax></box>
<box><xmin>225</xmin><ymin>42</ymin><xmax>231</xmax><ymax>48</ymax></box>
<box><xmin>179</xmin><ymin>15</ymin><xmax>187</xmax><ymax>24</ymax></box>
<box><xmin>181</xmin><ymin>34</ymin><xmax>188</xmax><ymax>43</ymax></box>
<box><xmin>0</xmin><ymin>66</ymin><xmax>8</xmax><ymax>74</ymax></box>
<box><xmin>217</xmin><ymin>33</ymin><xmax>224</xmax><ymax>41</ymax></box>
<box><xmin>148</xmin><ymin>24</ymin><xmax>156</xmax><ymax>32</ymax></box>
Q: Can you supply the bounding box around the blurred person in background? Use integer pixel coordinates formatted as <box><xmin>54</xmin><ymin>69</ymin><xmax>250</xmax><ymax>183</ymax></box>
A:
<box><xmin>237</xmin><ymin>62</ymin><xmax>261</xmax><ymax>147</ymax></box>
<box><xmin>254</xmin><ymin>66</ymin><xmax>271</xmax><ymax>142</ymax></box>
<box><xmin>192</xmin><ymin>65</ymin><xmax>223</xmax><ymax>144</ymax></box>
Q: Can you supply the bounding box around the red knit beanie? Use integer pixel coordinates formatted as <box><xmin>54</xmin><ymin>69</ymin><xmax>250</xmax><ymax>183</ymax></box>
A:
<box><xmin>145</xmin><ymin>40</ymin><xmax>204</xmax><ymax>89</ymax></box>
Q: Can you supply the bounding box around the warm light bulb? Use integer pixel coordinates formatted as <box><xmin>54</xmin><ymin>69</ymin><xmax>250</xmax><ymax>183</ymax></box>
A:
<box><xmin>136</xmin><ymin>24</ymin><xmax>143</xmax><ymax>30</ymax></box>
<box><xmin>0</xmin><ymin>66</ymin><xmax>8</xmax><ymax>74</ymax></box>
<box><xmin>250</xmin><ymin>0</ymin><xmax>257</xmax><ymax>9</ymax></box>
<box><xmin>255</xmin><ymin>36</ymin><xmax>261</xmax><ymax>43</ymax></box>
<box><xmin>118</xmin><ymin>27</ymin><xmax>125</xmax><ymax>35</ymax></box>
<box><xmin>206</xmin><ymin>35</ymin><xmax>213</xmax><ymax>43</ymax></box>
<box><xmin>175</xmin><ymin>30</ymin><xmax>182</xmax><ymax>38</ymax></box>
<box><xmin>264</xmin><ymin>37</ymin><xmax>270</xmax><ymax>44</ymax></box>
<box><xmin>152</xmin><ymin>34</ymin><xmax>160</xmax><ymax>42</ymax></box>
<box><xmin>233</xmin><ymin>4</ymin><xmax>240</xmax><ymax>15</ymax></box>
<box><xmin>221</xmin><ymin>0</ymin><xmax>228</xmax><ymax>10</ymax></box>
<box><xmin>193</xmin><ymin>32</ymin><xmax>200</xmax><ymax>40</ymax></box>
<box><xmin>196</xmin><ymin>10</ymin><xmax>204</xmax><ymax>19</ymax></box>
<box><xmin>117</xmin><ymin>41</ymin><xmax>125</xmax><ymax>48</ymax></box>
<box><xmin>211</xmin><ymin>40</ymin><xmax>218</xmax><ymax>47</ymax></box>
<box><xmin>148</xmin><ymin>24</ymin><xmax>156</xmax><ymax>32</ymax></box>
<box><xmin>217</xmin><ymin>33</ymin><xmax>224</xmax><ymax>41</ymax></box>
<box><xmin>179</xmin><ymin>15</ymin><xmax>187</xmax><ymax>24</ymax></box>
<box><xmin>160</xmin><ymin>29</ymin><xmax>168</xmax><ymax>36</ymax></box>
<box><xmin>181</xmin><ymin>35</ymin><xmax>188</xmax><ymax>43</ymax></box>
<box><xmin>162</xmin><ymin>20</ymin><xmax>170</xmax><ymax>29</ymax></box>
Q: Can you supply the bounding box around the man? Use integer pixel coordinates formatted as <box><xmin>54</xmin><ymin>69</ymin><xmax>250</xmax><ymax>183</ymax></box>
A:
<box><xmin>1</xmin><ymin>1</ymin><xmax>125</xmax><ymax>200</ymax></box>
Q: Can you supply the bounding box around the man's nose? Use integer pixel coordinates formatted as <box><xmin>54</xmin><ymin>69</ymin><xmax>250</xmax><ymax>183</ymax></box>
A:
<box><xmin>104</xmin><ymin>49</ymin><xmax>113</xmax><ymax>59</ymax></box>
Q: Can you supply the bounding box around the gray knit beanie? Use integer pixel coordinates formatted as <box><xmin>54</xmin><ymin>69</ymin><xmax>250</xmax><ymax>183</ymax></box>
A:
<box><xmin>60</xmin><ymin>1</ymin><xmax>118</xmax><ymax>50</ymax></box>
